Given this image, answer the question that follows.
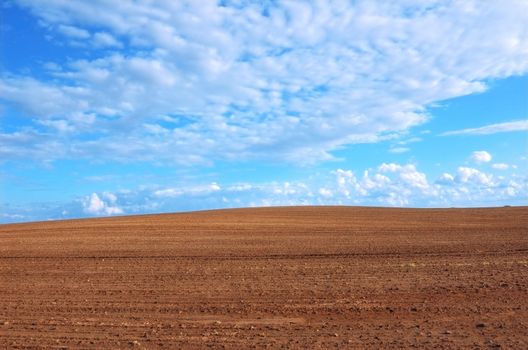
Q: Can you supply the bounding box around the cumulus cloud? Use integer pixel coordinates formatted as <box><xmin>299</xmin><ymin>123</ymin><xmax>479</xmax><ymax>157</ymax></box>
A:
<box><xmin>456</xmin><ymin>167</ymin><xmax>494</xmax><ymax>185</ymax></box>
<box><xmin>2</xmin><ymin>161</ymin><xmax>526</xmax><ymax>223</ymax></box>
<box><xmin>318</xmin><ymin>188</ymin><xmax>333</xmax><ymax>198</ymax></box>
<box><xmin>82</xmin><ymin>193</ymin><xmax>123</xmax><ymax>216</ymax></box>
<box><xmin>441</xmin><ymin>120</ymin><xmax>528</xmax><ymax>136</ymax></box>
<box><xmin>332</xmin><ymin>163</ymin><xmax>524</xmax><ymax>207</ymax></box>
<box><xmin>470</xmin><ymin>151</ymin><xmax>492</xmax><ymax>163</ymax></box>
<box><xmin>436</xmin><ymin>173</ymin><xmax>455</xmax><ymax>185</ymax></box>
<box><xmin>1</xmin><ymin>1</ymin><xmax>528</xmax><ymax>164</ymax></box>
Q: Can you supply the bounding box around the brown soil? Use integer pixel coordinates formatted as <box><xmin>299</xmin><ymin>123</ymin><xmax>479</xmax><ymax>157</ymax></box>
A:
<box><xmin>1</xmin><ymin>206</ymin><xmax>527</xmax><ymax>349</ymax></box>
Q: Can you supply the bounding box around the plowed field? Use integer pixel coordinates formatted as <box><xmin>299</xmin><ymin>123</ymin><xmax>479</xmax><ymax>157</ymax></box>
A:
<box><xmin>1</xmin><ymin>206</ymin><xmax>527</xmax><ymax>349</ymax></box>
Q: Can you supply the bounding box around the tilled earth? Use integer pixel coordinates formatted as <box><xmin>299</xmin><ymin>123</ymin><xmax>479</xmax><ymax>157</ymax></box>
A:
<box><xmin>0</xmin><ymin>206</ymin><xmax>527</xmax><ymax>349</ymax></box>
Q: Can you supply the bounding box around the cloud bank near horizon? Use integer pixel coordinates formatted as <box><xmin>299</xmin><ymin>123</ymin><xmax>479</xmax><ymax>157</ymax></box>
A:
<box><xmin>2</xmin><ymin>156</ymin><xmax>526</xmax><ymax>223</ymax></box>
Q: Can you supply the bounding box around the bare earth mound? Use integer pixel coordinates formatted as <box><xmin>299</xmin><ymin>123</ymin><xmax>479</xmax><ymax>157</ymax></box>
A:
<box><xmin>1</xmin><ymin>206</ymin><xmax>527</xmax><ymax>349</ymax></box>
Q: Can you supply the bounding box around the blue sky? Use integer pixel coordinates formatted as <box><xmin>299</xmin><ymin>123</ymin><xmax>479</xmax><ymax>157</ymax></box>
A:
<box><xmin>1</xmin><ymin>0</ymin><xmax>527</xmax><ymax>223</ymax></box>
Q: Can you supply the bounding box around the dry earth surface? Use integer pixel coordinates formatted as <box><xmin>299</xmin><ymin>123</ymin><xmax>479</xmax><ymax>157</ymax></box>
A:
<box><xmin>0</xmin><ymin>206</ymin><xmax>527</xmax><ymax>349</ymax></box>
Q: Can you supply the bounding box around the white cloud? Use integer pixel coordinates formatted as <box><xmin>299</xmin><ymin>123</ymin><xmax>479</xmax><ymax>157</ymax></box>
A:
<box><xmin>154</xmin><ymin>183</ymin><xmax>221</xmax><ymax>198</ymax></box>
<box><xmin>441</xmin><ymin>120</ymin><xmax>528</xmax><ymax>136</ymax></box>
<box><xmin>37</xmin><ymin>119</ymin><xmax>76</xmax><ymax>133</ymax></box>
<box><xmin>92</xmin><ymin>32</ymin><xmax>122</xmax><ymax>48</ymax></box>
<box><xmin>492</xmin><ymin>163</ymin><xmax>509</xmax><ymax>170</ymax></box>
<box><xmin>436</xmin><ymin>172</ymin><xmax>454</xmax><ymax>185</ymax></box>
<box><xmin>102</xmin><ymin>192</ymin><xmax>117</xmax><ymax>203</ymax></box>
<box><xmin>330</xmin><ymin>162</ymin><xmax>526</xmax><ymax>207</ymax></box>
<box><xmin>319</xmin><ymin>188</ymin><xmax>333</xmax><ymax>198</ymax></box>
<box><xmin>470</xmin><ymin>151</ymin><xmax>492</xmax><ymax>163</ymax></box>
<box><xmin>376</xmin><ymin>163</ymin><xmax>428</xmax><ymax>190</ymax></box>
<box><xmin>378</xmin><ymin>163</ymin><xmax>403</xmax><ymax>173</ymax></box>
<box><xmin>2</xmin><ymin>161</ymin><xmax>527</xmax><ymax>223</ymax></box>
<box><xmin>83</xmin><ymin>193</ymin><xmax>123</xmax><ymax>216</ymax></box>
<box><xmin>334</xmin><ymin>164</ymin><xmax>432</xmax><ymax>205</ymax></box>
<box><xmin>57</xmin><ymin>24</ymin><xmax>90</xmax><ymax>39</ymax></box>
<box><xmin>456</xmin><ymin>167</ymin><xmax>493</xmax><ymax>186</ymax></box>
<box><xmin>400</xmin><ymin>168</ymin><xmax>428</xmax><ymax>190</ymax></box>
<box><xmin>388</xmin><ymin>147</ymin><xmax>410</xmax><ymax>154</ymax></box>
<box><xmin>227</xmin><ymin>183</ymin><xmax>253</xmax><ymax>192</ymax></box>
<box><xmin>2</xmin><ymin>1</ymin><xmax>528</xmax><ymax>164</ymax></box>
<box><xmin>0</xmin><ymin>128</ymin><xmax>66</xmax><ymax>164</ymax></box>
<box><xmin>271</xmin><ymin>182</ymin><xmax>309</xmax><ymax>196</ymax></box>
